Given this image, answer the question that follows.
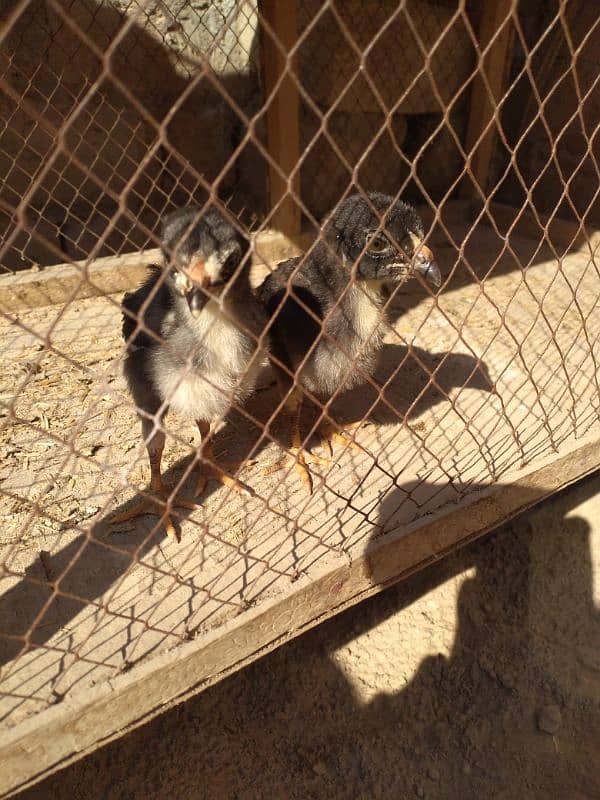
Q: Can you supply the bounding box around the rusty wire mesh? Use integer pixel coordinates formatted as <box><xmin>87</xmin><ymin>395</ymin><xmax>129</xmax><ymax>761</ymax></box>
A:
<box><xmin>1</xmin><ymin>0</ymin><xmax>599</xmax><ymax>767</ymax></box>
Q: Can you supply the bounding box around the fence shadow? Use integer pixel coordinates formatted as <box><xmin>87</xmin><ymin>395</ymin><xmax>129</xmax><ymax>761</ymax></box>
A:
<box><xmin>15</xmin><ymin>475</ymin><xmax>600</xmax><ymax>799</ymax></box>
<box><xmin>0</xmin><ymin>345</ymin><xmax>491</xmax><ymax>668</ymax></box>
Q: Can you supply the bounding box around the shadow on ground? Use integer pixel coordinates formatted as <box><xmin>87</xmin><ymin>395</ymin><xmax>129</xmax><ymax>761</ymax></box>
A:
<box><xmin>17</xmin><ymin>474</ymin><xmax>600</xmax><ymax>800</ymax></box>
<box><xmin>0</xmin><ymin>343</ymin><xmax>489</xmax><ymax>668</ymax></box>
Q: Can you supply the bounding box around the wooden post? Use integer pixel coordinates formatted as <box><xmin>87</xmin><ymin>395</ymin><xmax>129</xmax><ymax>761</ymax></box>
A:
<box><xmin>259</xmin><ymin>0</ymin><xmax>301</xmax><ymax>238</ymax></box>
<box><xmin>463</xmin><ymin>0</ymin><xmax>515</xmax><ymax>202</ymax></box>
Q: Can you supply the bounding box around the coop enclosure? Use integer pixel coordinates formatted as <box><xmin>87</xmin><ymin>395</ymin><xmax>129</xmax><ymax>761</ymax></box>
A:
<box><xmin>1</xmin><ymin>0</ymin><xmax>599</xmax><ymax>794</ymax></box>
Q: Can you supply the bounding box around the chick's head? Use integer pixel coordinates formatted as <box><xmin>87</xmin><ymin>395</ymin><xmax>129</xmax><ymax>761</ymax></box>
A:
<box><xmin>326</xmin><ymin>192</ymin><xmax>441</xmax><ymax>289</ymax></box>
<box><xmin>162</xmin><ymin>205</ymin><xmax>249</xmax><ymax>316</ymax></box>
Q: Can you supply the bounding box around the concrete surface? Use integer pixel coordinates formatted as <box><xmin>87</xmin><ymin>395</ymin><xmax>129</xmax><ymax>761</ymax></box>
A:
<box><xmin>18</xmin><ymin>472</ymin><xmax>600</xmax><ymax>800</ymax></box>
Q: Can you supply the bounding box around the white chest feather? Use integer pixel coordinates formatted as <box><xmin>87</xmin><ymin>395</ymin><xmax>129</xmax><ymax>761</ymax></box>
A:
<box><xmin>151</xmin><ymin>301</ymin><xmax>262</xmax><ymax>420</ymax></box>
<box><xmin>302</xmin><ymin>282</ymin><xmax>384</xmax><ymax>395</ymax></box>
<box><xmin>347</xmin><ymin>281</ymin><xmax>384</xmax><ymax>341</ymax></box>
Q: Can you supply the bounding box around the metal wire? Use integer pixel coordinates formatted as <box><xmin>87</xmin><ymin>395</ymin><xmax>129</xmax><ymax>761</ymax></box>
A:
<box><xmin>0</xmin><ymin>0</ymin><xmax>599</xmax><ymax>745</ymax></box>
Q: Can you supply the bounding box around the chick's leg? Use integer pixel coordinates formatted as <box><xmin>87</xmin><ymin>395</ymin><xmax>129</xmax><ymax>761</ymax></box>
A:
<box><xmin>112</xmin><ymin>419</ymin><xmax>196</xmax><ymax>541</ymax></box>
<box><xmin>287</xmin><ymin>391</ymin><xmax>315</xmax><ymax>494</ymax></box>
<box><xmin>313</xmin><ymin>418</ymin><xmax>367</xmax><ymax>458</ymax></box>
<box><xmin>264</xmin><ymin>388</ymin><xmax>329</xmax><ymax>494</ymax></box>
<box><xmin>193</xmin><ymin>420</ymin><xmax>254</xmax><ymax>499</ymax></box>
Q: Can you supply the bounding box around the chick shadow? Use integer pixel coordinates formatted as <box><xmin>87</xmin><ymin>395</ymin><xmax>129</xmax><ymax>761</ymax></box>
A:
<box><xmin>16</xmin><ymin>475</ymin><xmax>600</xmax><ymax>799</ymax></box>
<box><xmin>0</xmin><ymin>445</ymin><xmax>246</xmax><ymax>669</ymax></box>
<box><xmin>328</xmin><ymin>342</ymin><xmax>493</xmax><ymax>428</ymax></box>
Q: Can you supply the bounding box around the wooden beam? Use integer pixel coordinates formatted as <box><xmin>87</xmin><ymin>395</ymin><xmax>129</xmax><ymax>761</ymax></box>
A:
<box><xmin>0</xmin><ymin>229</ymin><xmax>312</xmax><ymax>311</ymax></box>
<box><xmin>2</xmin><ymin>429</ymin><xmax>599</xmax><ymax>797</ymax></box>
<box><xmin>259</xmin><ymin>0</ymin><xmax>301</xmax><ymax>238</ymax></box>
<box><xmin>2</xmin><ymin>202</ymin><xmax>595</xmax><ymax>312</ymax></box>
<box><xmin>463</xmin><ymin>0</ymin><xmax>515</xmax><ymax>200</ymax></box>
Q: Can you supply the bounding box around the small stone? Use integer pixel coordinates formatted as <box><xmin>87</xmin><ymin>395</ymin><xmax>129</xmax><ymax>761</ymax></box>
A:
<box><xmin>82</xmin><ymin>444</ymin><xmax>102</xmax><ymax>457</ymax></box>
<box><xmin>312</xmin><ymin>760</ymin><xmax>327</xmax><ymax>776</ymax></box>
<box><xmin>537</xmin><ymin>704</ymin><xmax>561</xmax><ymax>734</ymax></box>
<box><xmin>498</xmin><ymin>668</ymin><xmax>516</xmax><ymax>690</ymax></box>
<box><xmin>428</xmin><ymin>767</ymin><xmax>440</xmax><ymax>781</ymax></box>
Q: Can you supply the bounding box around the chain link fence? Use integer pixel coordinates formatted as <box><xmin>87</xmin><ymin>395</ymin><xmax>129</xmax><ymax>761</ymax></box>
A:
<box><xmin>1</xmin><ymin>0</ymin><xmax>599</xmax><ymax>790</ymax></box>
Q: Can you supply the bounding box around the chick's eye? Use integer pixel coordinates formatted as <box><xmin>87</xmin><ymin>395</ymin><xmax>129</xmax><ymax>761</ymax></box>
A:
<box><xmin>367</xmin><ymin>234</ymin><xmax>390</xmax><ymax>254</ymax></box>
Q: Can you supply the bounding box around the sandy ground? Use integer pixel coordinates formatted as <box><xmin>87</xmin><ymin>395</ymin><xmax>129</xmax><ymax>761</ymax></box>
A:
<box><xmin>17</xmin><ymin>472</ymin><xmax>600</xmax><ymax>800</ymax></box>
<box><xmin>3</xmin><ymin>225</ymin><xmax>599</xmax><ymax>734</ymax></box>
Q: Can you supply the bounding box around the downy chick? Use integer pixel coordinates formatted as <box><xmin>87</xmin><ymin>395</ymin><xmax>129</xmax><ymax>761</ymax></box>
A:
<box><xmin>115</xmin><ymin>205</ymin><xmax>266</xmax><ymax>539</ymax></box>
<box><xmin>259</xmin><ymin>192</ymin><xmax>441</xmax><ymax>492</ymax></box>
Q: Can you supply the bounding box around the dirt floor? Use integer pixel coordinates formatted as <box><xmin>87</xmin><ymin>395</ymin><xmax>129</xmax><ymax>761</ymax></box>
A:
<box><xmin>3</xmin><ymin>221</ymin><xmax>599</xmax><ymax>737</ymax></box>
<box><xmin>16</xmin><ymin>472</ymin><xmax>600</xmax><ymax>800</ymax></box>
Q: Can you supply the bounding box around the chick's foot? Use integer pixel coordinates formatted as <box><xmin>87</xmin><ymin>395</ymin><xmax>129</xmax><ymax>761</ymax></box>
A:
<box><xmin>313</xmin><ymin>419</ymin><xmax>368</xmax><ymax>458</ymax></box>
<box><xmin>111</xmin><ymin>482</ymin><xmax>197</xmax><ymax>542</ymax></box>
<box><xmin>193</xmin><ymin>459</ymin><xmax>255</xmax><ymax>500</ymax></box>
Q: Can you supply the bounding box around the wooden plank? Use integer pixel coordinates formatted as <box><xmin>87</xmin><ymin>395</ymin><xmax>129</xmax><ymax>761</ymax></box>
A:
<box><xmin>3</xmin><ymin>200</ymin><xmax>596</xmax><ymax>312</ymax></box>
<box><xmin>1</xmin><ymin>429</ymin><xmax>599</xmax><ymax>798</ymax></box>
<box><xmin>0</xmin><ymin>229</ymin><xmax>311</xmax><ymax>312</ymax></box>
<box><xmin>463</xmin><ymin>0</ymin><xmax>515</xmax><ymax>200</ymax></box>
<box><xmin>0</xmin><ymin>250</ymin><xmax>156</xmax><ymax>313</ymax></box>
<box><xmin>259</xmin><ymin>0</ymin><xmax>301</xmax><ymax>238</ymax></box>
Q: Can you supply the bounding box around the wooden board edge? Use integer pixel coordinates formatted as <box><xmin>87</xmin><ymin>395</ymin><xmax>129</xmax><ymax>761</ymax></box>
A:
<box><xmin>2</xmin><ymin>430</ymin><xmax>598</xmax><ymax>797</ymax></box>
<box><xmin>0</xmin><ymin>230</ymin><xmax>313</xmax><ymax>313</ymax></box>
<box><xmin>2</xmin><ymin>205</ymin><xmax>597</xmax><ymax>313</ymax></box>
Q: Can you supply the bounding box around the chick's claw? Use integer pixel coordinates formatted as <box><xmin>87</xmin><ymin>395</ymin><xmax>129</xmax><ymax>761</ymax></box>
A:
<box><xmin>193</xmin><ymin>462</ymin><xmax>255</xmax><ymax>500</ymax></box>
<box><xmin>111</xmin><ymin>484</ymin><xmax>196</xmax><ymax>542</ymax></box>
<box><xmin>314</xmin><ymin>419</ymin><xmax>368</xmax><ymax>457</ymax></box>
<box><xmin>263</xmin><ymin>446</ymin><xmax>337</xmax><ymax>494</ymax></box>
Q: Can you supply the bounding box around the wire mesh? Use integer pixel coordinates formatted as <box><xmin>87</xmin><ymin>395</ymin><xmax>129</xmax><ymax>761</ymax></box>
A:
<box><xmin>1</xmin><ymin>0</ymin><xmax>599</xmax><ymax>768</ymax></box>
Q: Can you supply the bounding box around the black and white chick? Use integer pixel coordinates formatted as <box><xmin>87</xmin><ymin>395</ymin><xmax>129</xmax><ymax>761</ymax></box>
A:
<box><xmin>115</xmin><ymin>205</ymin><xmax>267</xmax><ymax>540</ymax></box>
<box><xmin>258</xmin><ymin>191</ymin><xmax>441</xmax><ymax>492</ymax></box>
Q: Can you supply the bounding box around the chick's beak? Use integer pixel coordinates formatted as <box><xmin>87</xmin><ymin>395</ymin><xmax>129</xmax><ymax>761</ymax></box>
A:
<box><xmin>186</xmin><ymin>255</ymin><xmax>207</xmax><ymax>285</ymax></box>
<box><xmin>184</xmin><ymin>256</ymin><xmax>210</xmax><ymax>318</ymax></box>
<box><xmin>413</xmin><ymin>243</ymin><xmax>441</xmax><ymax>290</ymax></box>
<box><xmin>187</xmin><ymin>289</ymin><xmax>207</xmax><ymax>317</ymax></box>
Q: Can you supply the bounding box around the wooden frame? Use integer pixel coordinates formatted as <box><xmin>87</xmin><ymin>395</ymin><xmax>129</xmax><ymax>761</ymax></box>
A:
<box><xmin>1</xmin><ymin>430</ymin><xmax>598</xmax><ymax>797</ymax></box>
<box><xmin>259</xmin><ymin>0</ymin><xmax>301</xmax><ymax>238</ymax></box>
<box><xmin>463</xmin><ymin>0</ymin><xmax>515</xmax><ymax>201</ymax></box>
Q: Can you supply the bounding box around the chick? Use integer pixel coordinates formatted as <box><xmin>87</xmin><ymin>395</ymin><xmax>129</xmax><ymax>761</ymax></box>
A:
<box><xmin>115</xmin><ymin>205</ymin><xmax>266</xmax><ymax>539</ymax></box>
<box><xmin>259</xmin><ymin>192</ymin><xmax>441</xmax><ymax>492</ymax></box>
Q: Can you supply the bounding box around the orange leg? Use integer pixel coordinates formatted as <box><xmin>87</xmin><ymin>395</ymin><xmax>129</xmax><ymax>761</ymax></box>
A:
<box><xmin>112</xmin><ymin>424</ymin><xmax>196</xmax><ymax>542</ymax></box>
<box><xmin>193</xmin><ymin>420</ymin><xmax>255</xmax><ymax>499</ymax></box>
<box><xmin>263</xmin><ymin>389</ymin><xmax>331</xmax><ymax>494</ymax></box>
